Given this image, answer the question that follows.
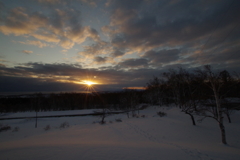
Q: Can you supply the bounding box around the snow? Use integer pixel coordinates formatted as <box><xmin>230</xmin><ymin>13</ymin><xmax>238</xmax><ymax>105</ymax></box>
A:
<box><xmin>0</xmin><ymin>106</ymin><xmax>240</xmax><ymax>160</ymax></box>
<box><xmin>0</xmin><ymin>109</ymin><xmax>103</xmax><ymax>118</ymax></box>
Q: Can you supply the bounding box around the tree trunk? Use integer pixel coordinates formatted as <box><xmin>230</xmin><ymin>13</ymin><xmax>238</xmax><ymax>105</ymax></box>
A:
<box><xmin>101</xmin><ymin>114</ymin><xmax>106</xmax><ymax>124</ymax></box>
<box><xmin>127</xmin><ymin>112</ymin><xmax>129</xmax><ymax>118</ymax></box>
<box><xmin>213</xmin><ymin>85</ymin><xmax>227</xmax><ymax>144</ymax></box>
<box><xmin>35</xmin><ymin>111</ymin><xmax>38</xmax><ymax>128</ymax></box>
<box><xmin>219</xmin><ymin>122</ymin><xmax>227</xmax><ymax>144</ymax></box>
<box><xmin>190</xmin><ymin>114</ymin><xmax>196</xmax><ymax>126</ymax></box>
<box><xmin>226</xmin><ymin>112</ymin><xmax>231</xmax><ymax>123</ymax></box>
<box><xmin>186</xmin><ymin>112</ymin><xmax>196</xmax><ymax>126</ymax></box>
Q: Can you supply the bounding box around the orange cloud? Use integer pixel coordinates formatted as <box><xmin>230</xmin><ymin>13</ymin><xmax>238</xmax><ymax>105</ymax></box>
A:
<box><xmin>18</xmin><ymin>40</ymin><xmax>49</xmax><ymax>48</ymax></box>
<box><xmin>122</xmin><ymin>87</ymin><xmax>146</xmax><ymax>90</ymax></box>
<box><xmin>0</xmin><ymin>7</ymin><xmax>100</xmax><ymax>50</ymax></box>
<box><xmin>22</xmin><ymin>50</ymin><xmax>33</xmax><ymax>54</ymax></box>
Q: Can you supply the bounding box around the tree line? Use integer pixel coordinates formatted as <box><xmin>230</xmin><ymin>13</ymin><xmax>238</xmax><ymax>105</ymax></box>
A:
<box><xmin>145</xmin><ymin>65</ymin><xmax>240</xmax><ymax>144</ymax></box>
<box><xmin>0</xmin><ymin>90</ymin><xmax>146</xmax><ymax>113</ymax></box>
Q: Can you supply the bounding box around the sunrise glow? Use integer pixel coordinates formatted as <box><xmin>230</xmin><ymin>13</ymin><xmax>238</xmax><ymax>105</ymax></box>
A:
<box><xmin>82</xmin><ymin>80</ymin><xmax>97</xmax><ymax>86</ymax></box>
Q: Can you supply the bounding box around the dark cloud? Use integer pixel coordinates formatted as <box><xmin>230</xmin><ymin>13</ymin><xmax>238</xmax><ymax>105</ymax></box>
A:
<box><xmin>94</xmin><ymin>56</ymin><xmax>108</xmax><ymax>63</ymax></box>
<box><xmin>143</xmin><ymin>49</ymin><xmax>180</xmax><ymax>64</ymax></box>
<box><xmin>111</xmin><ymin>11</ymin><xmax>239</xmax><ymax>51</ymax></box>
<box><xmin>0</xmin><ymin>62</ymin><xmax>160</xmax><ymax>92</ymax></box>
<box><xmin>0</xmin><ymin>59</ymin><xmax>239</xmax><ymax>93</ymax></box>
<box><xmin>0</xmin><ymin>60</ymin><xmax>164</xmax><ymax>92</ymax></box>
<box><xmin>109</xmin><ymin>0</ymin><xmax>145</xmax><ymax>10</ymax></box>
<box><xmin>104</xmin><ymin>0</ymin><xmax>240</xmax><ymax>69</ymax></box>
<box><xmin>0</xmin><ymin>1</ymin><xmax>5</xmax><ymax>22</ymax></box>
<box><xmin>0</xmin><ymin>75</ymin><xmax>82</xmax><ymax>92</ymax></box>
<box><xmin>16</xmin><ymin>63</ymin><xmax>83</xmax><ymax>75</ymax></box>
<box><xmin>78</xmin><ymin>41</ymin><xmax>110</xmax><ymax>57</ymax></box>
<box><xmin>0</xmin><ymin>63</ymin><xmax>83</xmax><ymax>78</ymax></box>
<box><xmin>0</xmin><ymin>1</ymin><xmax>5</xmax><ymax>10</ymax></box>
<box><xmin>185</xmin><ymin>44</ymin><xmax>240</xmax><ymax>68</ymax></box>
<box><xmin>117</xmin><ymin>58</ymin><xmax>149</xmax><ymax>69</ymax></box>
<box><xmin>110</xmin><ymin>49</ymin><xmax>125</xmax><ymax>57</ymax></box>
<box><xmin>38</xmin><ymin>0</ymin><xmax>61</xmax><ymax>5</ymax></box>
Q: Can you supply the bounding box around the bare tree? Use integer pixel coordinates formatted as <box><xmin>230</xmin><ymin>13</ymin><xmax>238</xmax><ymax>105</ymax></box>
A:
<box><xmin>162</xmin><ymin>68</ymin><xmax>201</xmax><ymax>125</ymax></box>
<box><xmin>219</xmin><ymin>70</ymin><xmax>239</xmax><ymax>123</ymax></box>
<box><xmin>120</xmin><ymin>90</ymin><xmax>140</xmax><ymax>118</ymax></box>
<box><xmin>94</xmin><ymin>104</ymin><xmax>111</xmax><ymax>124</ymax></box>
<box><xmin>197</xmin><ymin>65</ymin><xmax>227</xmax><ymax>144</ymax></box>
<box><xmin>32</xmin><ymin>93</ymin><xmax>43</xmax><ymax>128</ymax></box>
<box><xmin>163</xmin><ymin>69</ymin><xmax>182</xmax><ymax>108</ymax></box>
<box><xmin>146</xmin><ymin>77</ymin><xmax>166</xmax><ymax>106</ymax></box>
<box><xmin>178</xmin><ymin>68</ymin><xmax>202</xmax><ymax>126</ymax></box>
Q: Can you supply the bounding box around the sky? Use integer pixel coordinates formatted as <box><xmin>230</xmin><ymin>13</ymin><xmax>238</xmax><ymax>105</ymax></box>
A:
<box><xmin>0</xmin><ymin>0</ymin><xmax>240</xmax><ymax>93</ymax></box>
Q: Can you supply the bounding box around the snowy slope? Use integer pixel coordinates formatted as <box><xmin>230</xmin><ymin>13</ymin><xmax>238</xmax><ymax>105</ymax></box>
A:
<box><xmin>0</xmin><ymin>106</ymin><xmax>240</xmax><ymax>160</ymax></box>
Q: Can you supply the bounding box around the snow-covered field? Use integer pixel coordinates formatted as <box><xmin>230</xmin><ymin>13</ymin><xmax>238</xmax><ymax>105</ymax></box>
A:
<box><xmin>1</xmin><ymin>106</ymin><xmax>240</xmax><ymax>160</ymax></box>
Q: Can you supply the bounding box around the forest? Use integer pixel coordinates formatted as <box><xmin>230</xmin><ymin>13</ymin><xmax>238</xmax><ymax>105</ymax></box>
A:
<box><xmin>0</xmin><ymin>89</ymin><xmax>146</xmax><ymax>112</ymax></box>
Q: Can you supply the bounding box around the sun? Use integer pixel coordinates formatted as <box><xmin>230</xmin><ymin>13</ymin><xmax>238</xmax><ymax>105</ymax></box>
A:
<box><xmin>82</xmin><ymin>80</ymin><xmax>97</xmax><ymax>86</ymax></box>
<box><xmin>86</xmin><ymin>81</ymin><xmax>94</xmax><ymax>86</ymax></box>
<box><xmin>81</xmin><ymin>80</ymin><xmax>98</xmax><ymax>92</ymax></box>
<box><xmin>74</xmin><ymin>78</ymin><xmax>100</xmax><ymax>92</ymax></box>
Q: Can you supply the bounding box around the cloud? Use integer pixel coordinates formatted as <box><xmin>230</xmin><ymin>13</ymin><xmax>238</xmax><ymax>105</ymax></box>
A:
<box><xmin>18</xmin><ymin>40</ymin><xmax>49</xmax><ymax>48</ymax></box>
<box><xmin>0</xmin><ymin>62</ymin><xmax>158</xmax><ymax>92</ymax></box>
<box><xmin>0</xmin><ymin>0</ymin><xmax>240</xmax><ymax>93</ymax></box>
<box><xmin>78</xmin><ymin>43</ymin><xmax>105</xmax><ymax>56</ymax></box>
<box><xmin>22</xmin><ymin>50</ymin><xmax>33</xmax><ymax>54</ymax></box>
<box><xmin>0</xmin><ymin>58</ymin><xmax>7</xmax><ymax>67</ymax></box>
<box><xmin>59</xmin><ymin>39</ymin><xmax>75</xmax><ymax>49</ymax></box>
<box><xmin>110</xmin><ymin>49</ymin><xmax>125</xmax><ymax>58</ymax></box>
<box><xmin>106</xmin><ymin>1</ymin><xmax>240</xmax><ymax>51</ymax></box>
<box><xmin>143</xmin><ymin>49</ymin><xmax>180</xmax><ymax>64</ymax></box>
<box><xmin>0</xmin><ymin>63</ymin><xmax>5</xmax><ymax>67</ymax></box>
<box><xmin>109</xmin><ymin>0</ymin><xmax>145</xmax><ymax>11</ymax></box>
<box><xmin>77</xmin><ymin>41</ymin><xmax>114</xmax><ymax>65</ymax></box>
<box><xmin>15</xmin><ymin>63</ymin><xmax>83</xmax><ymax>75</ymax></box>
<box><xmin>184</xmin><ymin>44</ymin><xmax>240</xmax><ymax>69</ymax></box>
<box><xmin>0</xmin><ymin>60</ymin><xmax>239</xmax><ymax>92</ymax></box>
<box><xmin>38</xmin><ymin>0</ymin><xmax>61</xmax><ymax>4</ymax></box>
<box><xmin>0</xmin><ymin>75</ymin><xmax>82</xmax><ymax>92</ymax></box>
<box><xmin>117</xmin><ymin>58</ymin><xmax>149</xmax><ymax>69</ymax></box>
<box><xmin>0</xmin><ymin>1</ymin><xmax>4</xmax><ymax>10</ymax></box>
<box><xmin>110</xmin><ymin>8</ymin><xmax>137</xmax><ymax>26</ymax></box>
<box><xmin>61</xmin><ymin>49</ymin><xmax>68</xmax><ymax>53</ymax></box>
<box><xmin>81</xmin><ymin>0</ymin><xmax>97</xmax><ymax>7</ymax></box>
<box><xmin>0</xmin><ymin>7</ymin><xmax>38</xmax><ymax>35</ymax></box>
<box><xmin>32</xmin><ymin>33</ymin><xmax>60</xmax><ymax>43</ymax></box>
<box><xmin>38</xmin><ymin>0</ymin><xmax>97</xmax><ymax>7</ymax></box>
<box><xmin>65</xmin><ymin>23</ymin><xmax>100</xmax><ymax>47</ymax></box>
<box><xmin>123</xmin><ymin>87</ymin><xmax>146</xmax><ymax>90</ymax></box>
<box><xmin>94</xmin><ymin>56</ymin><xmax>108</xmax><ymax>64</ymax></box>
<box><xmin>0</xmin><ymin>4</ymin><xmax>100</xmax><ymax>49</ymax></box>
<box><xmin>97</xmin><ymin>0</ymin><xmax>240</xmax><ymax>72</ymax></box>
